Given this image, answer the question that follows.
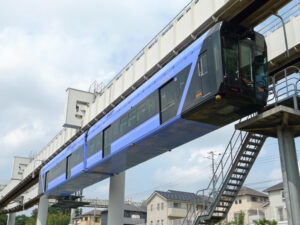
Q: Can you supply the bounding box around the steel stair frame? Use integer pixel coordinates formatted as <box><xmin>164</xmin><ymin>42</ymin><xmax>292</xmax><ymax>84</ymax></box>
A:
<box><xmin>196</xmin><ymin>132</ymin><xmax>267</xmax><ymax>224</ymax></box>
<box><xmin>180</xmin><ymin>122</ymin><xmax>267</xmax><ymax>225</ymax></box>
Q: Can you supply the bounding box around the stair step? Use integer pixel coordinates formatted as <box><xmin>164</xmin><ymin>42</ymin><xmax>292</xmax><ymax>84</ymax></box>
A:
<box><xmin>218</xmin><ymin>199</ymin><xmax>232</xmax><ymax>203</ymax></box>
<box><xmin>214</xmin><ymin>210</ymin><xmax>226</xmax><ymax>214</ymax></box>
<box><xmin>227</xmin><ymin>182</ymin><xmax>241</xmax><ymax>186</ymax></box>
<box><xmin>239</xmin><ymin>159</ymin><xmax>252</xmax><ymax>164</ymax></box>
<box><xmin>245</xmin><ymin>148</ymin><xmax>257</xmax><ymax>152</ymax></box>
<box><xmin>222</xmin><ymin>194</ymin><xmax>235</xmax><ymax>198</ymax></box>
<box><xmin>248</xmin><ymin>141</ymin><xmax>261</xmax><ymax>146</ymax></box>
<box><xmin>250</xmin><ymin>135</ymin><xmax>265</xmax><ymax>140</ymax></box>
<box><xmin>241</xmin><ymin>153</ymin><xmax>254</xmax><ymax>158</ymax></box>
<box><xmin>231</xmin><ymin>177</ymin><xmax>243</xmax><ymax>181</ymax></box>
<box><xmin>233</xmin><ymin>171</ymin><xmax>246</xmax><ymax>176</ymax></box>
<box><xmin>209</xmin><ymin>216</ymin><xmax>225</xmax><ymax>221</ymax></box>
<box><xmin>236</xmin><ymin>165</ymin><xmax>249</xmax><ymax>169</ymax></box>
<box><xmin>225</xmin><ymin>188</ymin><xmax>237</xmax><ymax>192</ymax></box>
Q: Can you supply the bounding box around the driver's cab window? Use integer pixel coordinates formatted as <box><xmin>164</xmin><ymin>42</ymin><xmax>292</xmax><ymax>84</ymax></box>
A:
<box><xmin>199</xmin><ymin>52</ymin><xmax>208</xmax><ymax>76</ymax></box>
<box><xmin>239</xmin><ymin>43</ymin><xmax>254</xmax><ymax>87</ymax></box>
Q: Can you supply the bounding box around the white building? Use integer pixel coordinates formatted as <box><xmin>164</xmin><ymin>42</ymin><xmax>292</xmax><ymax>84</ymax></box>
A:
<box><xmin>147</xmin><ymin>190</ymin><xmax>207</xmax><ymax>225</ymax></box>
<box><xmin>263</xmin><ymin>182</ymin><xmax>288</xmax><ymax>225</ymax></box>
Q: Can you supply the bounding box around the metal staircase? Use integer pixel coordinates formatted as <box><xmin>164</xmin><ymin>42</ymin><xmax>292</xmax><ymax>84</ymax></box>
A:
<box><xmin>181</xmin><ymin>120</ymin><xmax>267</xmax><ymax>225</ymax></box>
<box><xmin>180</xmin><ymin>66</ymin><xmax>300</xmax><ymax>225</ymax></box>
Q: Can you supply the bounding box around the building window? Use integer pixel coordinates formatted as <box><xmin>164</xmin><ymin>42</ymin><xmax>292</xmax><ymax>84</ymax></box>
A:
<box><xmin>150</xmin><ymin>221</ymin><xmax>153</xmax><ymax>225</ymax></box>
<box><xmin>173</xmin><ymin>202</ymin><xmax>181</xmax><ymax>208</ymax></box>
<box><xmin>157</xmin><ymin>203</ymin><xmax>160</xmax><ymax>210</ymax></box>
<box><xmin>157</xmin><ymin>220</ymin><xmax>159</xmax><ymax>225</ymax></box>
<box><xmin>85</xmin><ymin>217</ymin><xmax>88</xmax><ymax>221</ymax></box>
<box><xmin>235</xmin><ymin>200</ymin><xmax>238</xmax><ymax>204</ymax></box>
<box><xmin>277</xmin><ymin>207</ymin><xmax>284</xmax><ymax>221</ymax></box>
<box><xmin>251</xmin><ymin>196</ymin><xmax>257</xmax><ymax>202</ymax></box>
<box><xmin>239</xmin><ymin>199</ymin><xmax>242</xmax><ymax>204</ymax></box>
<box><xmin>161</xmin><ymin>219</ymin><xmax>164</xmax><ymax>225</ymax></box>
<box><xmin>151</xmin><ymin>204</ymin><xmax>153</xmax><ymax>211</ymax></box>
<box><xmin>282</xmin><ymin>191</ymin><xmax>285</xmax><ymax>199</ymax></box>
<box><xmin>161</xmin><ymin>202</ymin><xmax>164</xmax><ymax>210</ymax></box>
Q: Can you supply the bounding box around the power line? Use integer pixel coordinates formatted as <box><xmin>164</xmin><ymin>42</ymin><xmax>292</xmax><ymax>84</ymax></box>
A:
<box><xmin>126</xmin><ymin>148</ymin><xmax>300</xmax><ymax>199</ymax></box>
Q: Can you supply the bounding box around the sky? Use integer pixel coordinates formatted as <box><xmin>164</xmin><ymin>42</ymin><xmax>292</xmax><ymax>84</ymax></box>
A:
<box><xmin>0</xmin><ymin>0</ymin><xmax>300</xmax><ymax>213</ymax></box>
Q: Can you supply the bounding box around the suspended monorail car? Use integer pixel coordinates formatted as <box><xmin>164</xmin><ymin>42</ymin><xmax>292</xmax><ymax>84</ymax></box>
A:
<box><xmin>40</xmin><ymin>22</ymin><xmax>268</xmax><ymax>196</ymax></box>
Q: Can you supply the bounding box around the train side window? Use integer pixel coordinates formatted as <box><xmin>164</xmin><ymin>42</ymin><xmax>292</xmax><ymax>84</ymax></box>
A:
<box><xmin>46</xmin><ymin>159</ymin><xmax>66</xmax><ymax>189</ymax></box>
<box><xmin>103</xmin><ymin>126</ymin><xmax>111</xmax><ymax>158</ymax></box>
<box><xmin>128</xmin><ymin>109</ymin><xmax>137</xmax><ymax>130</ymax></box>
<box><xmin>160</xmin><ymin>65</ymin><xmax>190</xmax><ymax>123</ymax></box>
<box><xmin>87</xmin><ymin>132</ymin><xmax>103</xmax><ymax>159</ymax></box>
<box><xmin>199</xmin><ymin>52</ymin><xmax>208</xmax><ymax>76</ymax></box>
<box><xmin>137</xmin><ymin>101</ymin><xmax>147</xmax><ymax>125</ymax></box>
<box><xmin>120</xmin><ymin>114</ymin><xmax>128</xmax><ymax>136</ymax></box>
<box><xmin>66</xmin><ymin>155</ymin><xmax>71</xmax><ymax>179</ymax></box>
<box><xmin>45</xmin><ymin>172</ymin><xmax>48</xmax><ymax>191</ymax></box>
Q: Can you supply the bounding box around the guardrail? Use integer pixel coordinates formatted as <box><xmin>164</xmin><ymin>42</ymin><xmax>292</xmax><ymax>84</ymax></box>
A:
<box><xmin>268</xmin><ymin>66</ymin><xmax>300</xmax><ymax>110</ymax></box>
<box><xmin>257</xmin><ymin>1</ymin><xmax>300</xmax><ymax>36</ymax></box>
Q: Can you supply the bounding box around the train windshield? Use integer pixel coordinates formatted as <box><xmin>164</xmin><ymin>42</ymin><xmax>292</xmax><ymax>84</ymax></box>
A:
<box><xmin>221</xmin><ymin>24</ymin><xmax>268</xmax><ymax>101</ymax></box>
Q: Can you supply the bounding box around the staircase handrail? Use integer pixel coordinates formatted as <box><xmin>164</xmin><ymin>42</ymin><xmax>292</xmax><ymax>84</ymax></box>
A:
<box><xmin>181</xmin><ymin>119</ymin><xmax>250</xmax><ymax>225</ymax></box>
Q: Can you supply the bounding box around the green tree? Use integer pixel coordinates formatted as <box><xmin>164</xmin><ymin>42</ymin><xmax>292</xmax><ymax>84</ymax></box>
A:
<box><xmin>236</xmin><ymin>212</ymin><xmax>245</xmax><ymax>225</ymax></box>
<box><xmin>253</xmin><ymin>219</ymin><xmax>277</xmax><ymax>225</ymax></box>
<box><xmin>0</xmin><ymin>214</ymin><xmax>7</xmax><ymax>225</ymax></box>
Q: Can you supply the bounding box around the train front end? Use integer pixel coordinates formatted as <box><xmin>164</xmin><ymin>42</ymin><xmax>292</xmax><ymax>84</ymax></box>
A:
<box><xmin>220</xmin><ymin>22</ymin><xmax>268</xmax><ymax>108</ymax></box>
<box><xmin>182</xmin><ymin>22</ymin><xmax>268</xmax><ymax>126</ymax></box>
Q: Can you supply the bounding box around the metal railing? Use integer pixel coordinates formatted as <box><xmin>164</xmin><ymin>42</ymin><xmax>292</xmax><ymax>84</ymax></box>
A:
<box><xmin>179</xmin><ymin>66</ymin><xmax>300</xmax><ymax>225</ymax></box>
<box><xmin>268</xmin><ymin>66</ymin><xmax>300</xmax><ymax>110</ymax></box>
<box><xmin>256</xmin><ymin>1</ymin><xmax>300</xmax><ymax>36</ymax></box>
<box><xmin>180</xmin><ymin>121</ymin><xmax>252</xmax><ymax>225</ymax></box>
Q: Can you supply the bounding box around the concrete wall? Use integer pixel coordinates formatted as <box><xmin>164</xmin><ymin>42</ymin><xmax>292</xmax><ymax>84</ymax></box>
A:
<box><xmin>264</xmin><ymin>190</ymin><xmax>288</xmax><ymax>224</ymax></box>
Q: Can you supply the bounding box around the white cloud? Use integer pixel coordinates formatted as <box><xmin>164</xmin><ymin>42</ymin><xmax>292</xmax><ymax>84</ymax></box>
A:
<box><xmin>153</xmin><ymin>145</ymin><xmax>225</xmax><ymax>191</ymax></box>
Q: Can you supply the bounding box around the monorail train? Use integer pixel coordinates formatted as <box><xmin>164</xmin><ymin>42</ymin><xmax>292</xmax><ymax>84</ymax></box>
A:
<box><xmin>40</xmin><ymin>21</ymin><xmax>268</xmax><ymax>196</ymax></box>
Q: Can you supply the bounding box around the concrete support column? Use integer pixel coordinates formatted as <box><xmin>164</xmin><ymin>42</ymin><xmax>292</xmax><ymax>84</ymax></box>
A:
<box><xmin>6</xmin><ymin>213</ymin><xmax>16</xmax><ymax>225</ymax></box>
<box><xmin>36</xmin><ymin>195</ymin><xmax>49</xmax><ymax>225</ymax></box>
<box><xmin>107</xmin><ymin>172</ymin><xmax>125</xmax><ymax>225</ymax></box>
<box><xmin>277</xmin><ymin>127</ymin><xmax>300</xmax><ymax>225</ymax></box>
<box><xmin>69</xmin><ymin>208</ymin><xmax>76</xmax><ymax>224</ymax></box>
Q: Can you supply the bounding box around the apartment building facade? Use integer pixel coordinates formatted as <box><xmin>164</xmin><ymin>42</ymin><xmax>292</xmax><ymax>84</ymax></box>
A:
<box><xmin>147</xmin><ymin>190</ymin><xmax>208</xmax><ymax>225</ymax></box>
<box><xmin>263</xmin><ymin>182</ymin><xmax>288</xmax><ymax>224</ymax></box>
<box><xmin>72</xmin><ymin>209</ymin><xmax>102</xmax><ymax>225</ymax></box>
<box><xmin>226</xmin><ymin>186</ymin><xmax>268</xmax><ymax>224</ymax></box>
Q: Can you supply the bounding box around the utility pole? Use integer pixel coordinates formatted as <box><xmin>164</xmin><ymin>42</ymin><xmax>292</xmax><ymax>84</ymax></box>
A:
<box><xmin>205</xmin><ymin>151</ymin><xmax>221</xmax><ymax>198</ymax></box>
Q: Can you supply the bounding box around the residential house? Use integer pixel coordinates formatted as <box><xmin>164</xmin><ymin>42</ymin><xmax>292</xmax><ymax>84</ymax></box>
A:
<box><xmin>263</xmin><ymin>182</ymin><xmax>288</xmax><ymax>224</ymax></box>
<box><xmin>147</xmin><ymin>190</ymin><xmax>208</xmax><ymax>225</ymax></box>
<box><xmin>72</xmin><ymin>209</ymin><xmax>101</xmax><ymax>225</ymax></box>
<box><xmin>101</xmin><ymin>203</ymin><xmax>147</xmax><ymax>225</ymax></box>
<box><xmin>226</xmin><ymin>186</ymin><xmax>268</xmax><ymax>224</ymax></box>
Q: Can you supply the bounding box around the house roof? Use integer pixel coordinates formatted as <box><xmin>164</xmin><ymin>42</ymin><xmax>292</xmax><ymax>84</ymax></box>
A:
<box><xmin>101</xmin><ymin>203</ymin><xmax>147</xmax><ymax>213</ymax></box>
<box><xmin>263</xmin><ymin>182</ymin><xmax>283</xmax><ymax>192</ymax></box>
<box><xmin>237</xmin><ymin>186</ymin><xmax>268</xmax><ymax>197</ymax></box>
<box><xmin>149</xmin><ymin>190</ymin><xmax>208</xmax><ymax>204</ymax></box>
<box><xmin>82</xmin><ymin>209</ymin><xmax>102</xmax><ymax>216</ymax></box>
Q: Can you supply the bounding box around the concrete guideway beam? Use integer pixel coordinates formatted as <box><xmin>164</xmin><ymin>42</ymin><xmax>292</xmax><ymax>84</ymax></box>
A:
<box><xmin>107</xmin><ymin>172</ymin><xmax>125</xmax><ymax>225</ymax></box>
<box><xmin>36</xmin><ymin>196</ymin><xmax>48</xmax><ymax>225</ymax></box>
<box><xmin>6</xmin><ymin>213</ymin><xmax>16</xmax><ymax>225</ymax></box>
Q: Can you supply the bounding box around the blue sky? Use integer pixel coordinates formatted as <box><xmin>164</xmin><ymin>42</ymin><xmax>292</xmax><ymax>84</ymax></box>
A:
<box><xmin>0</xmin><ymin>0</ymin><xmax>299</xmax><ymax>212</ymax></box>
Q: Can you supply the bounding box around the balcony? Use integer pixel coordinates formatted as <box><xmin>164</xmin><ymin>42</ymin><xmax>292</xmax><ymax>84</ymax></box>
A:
<box><xmin>167</xmin><ymin>207</ymin><xmax>187</xmax><ymax>218</ymax></box>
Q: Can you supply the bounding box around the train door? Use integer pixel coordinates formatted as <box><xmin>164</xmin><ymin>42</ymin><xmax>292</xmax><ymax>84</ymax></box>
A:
<box><xmin>198</xmin><ymin>51</ymin><xmax>209</xmax><ymax>95</ymax></box>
